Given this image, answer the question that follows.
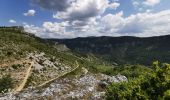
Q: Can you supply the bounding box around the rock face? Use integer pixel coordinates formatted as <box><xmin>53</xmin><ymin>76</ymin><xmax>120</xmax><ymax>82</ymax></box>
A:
<box><xmin>0</xmin><ymin>73</ymin><xmax>127</xmax><ymax>100</ymax></box>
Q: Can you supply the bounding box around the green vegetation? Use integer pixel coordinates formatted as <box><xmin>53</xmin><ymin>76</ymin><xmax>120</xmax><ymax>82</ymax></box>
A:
<box><xmin>0</xmin><ymin>75</ymin><xmax>13</xmax><ymax>93</ymax></box>
<box><xmin>0</xmin><ymin>27</ymin><xmax>79</xmax><ymax>65</ymax></box>
<box><xmin>1</xmin><ymin>27</ymin><xmax>169</xmax><ymax>99</ymax></box>
<box><xmin>53</xmin><ymin>36</ymin><xmax>170</xmax><ymax>65</ymax></box>
<box><xmin>106</xmin><ymin>65</ymin><xmax>152</xmax><ymax>78</ymax></box>
<box><xmin>0</xmin><ymin>27</ymin><xmax>83</xmax><ymax>90</ymax></box>
<box><xmin>76</xmin><ymin>54</ymin><xmax>152</xmax><ymax>80</ymax></box>
<box><xmin>106</xmin><ymin>61</ymin><xmax>170</xmax><ymax>100</ymax></box>
<box><xmin>11</xmin><ymin>64</ymin><xmax>22</xmax><ymax>70</ymax></box>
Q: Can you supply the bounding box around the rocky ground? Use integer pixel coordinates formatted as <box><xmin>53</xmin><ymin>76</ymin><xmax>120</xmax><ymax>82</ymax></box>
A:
<box><xmin>25</xmin><ymin>52</ymin><xmax>74</xmax><ymax>87</ymax></box>
<box><xmin>0</xmin><ymin>52</ymin><xmax>128</xmax><ymax>99</ymax></box>
<box><xmin>0</xmin><ymin>70</ymin><xmax>127</xmax><ymax>100</ymax></box>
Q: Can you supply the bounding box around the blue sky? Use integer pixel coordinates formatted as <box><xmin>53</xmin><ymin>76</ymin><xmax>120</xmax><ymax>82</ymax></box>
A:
<box><xmin>0</xmin><ymin>0</ymin><xmax>55</xmax><ymax>26</ymax></box>
<box><xmin>0</xmin><ymin>0</ymin><xmax>170</xmax><ymax>38</ymax></box>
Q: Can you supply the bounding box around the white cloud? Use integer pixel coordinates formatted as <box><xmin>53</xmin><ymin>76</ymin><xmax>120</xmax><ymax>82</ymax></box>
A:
<box><xmin>132</xmin><ymin>1</ymin><xmax>140</xmax><ymax>8</ymax></box>
<box><xmin>99</xmin><ymin>11</ymin><xmax>124</xmax><ymax>33</ymax></box>
<box><xmin>34</xmin><ymin>0</ymin><xmax>113</xmax><ymax>21</ymax></box>
<box><xmin>23</xmin><ymin>22</ymin><xmax>74</xmax><ymax>38</ymax></box>
<box><xmin>109</xmin><ymin>2</ymin><xmax>120</xmax><ymax>10</ymax></box>
<box><xmin>53</xmin><ymin>0</ymin><xmax>109</xmax><ymax>20</ymax></box>
<box><xmin>32</xmin><ymin>0</ymin><xmax>120</xmax><ymax>37</ymax></box>
<box><xmin>32</xmin><ymin>0</ymin><xmax>73</xmax><ymax>11</ymax></box>
<box><xmin>52</xmin><ymin>0</ymin><xmax>120</xmax><ymax>36</ymax></box>
<box><xmin>23</xmin><ymin>10</ymin><xmax>36</xmax><ymax>16</ymax></box>
<box><xmin>132</xmin><ymin>0</ymin><xmax>161</xmax><ymax>12</ymax></box>
<box><xmin>99</xmin><ymin>10</ymin><xmax>170</xmax><ymax>37</ymax></box>
<box><xmin>43</xmin><ymin>22</ymin><xmax>66</xmax><ymax>35</ymax></box>
<box><xmin>27</xmin><ymin>0</ymin><xmax>169</xmax><ymax>38</ymax></box>
<box><xmin>9</xmin><ymin>19</ymin><xmax>16</xmax><ymax>23</ymax></box>
<box><xmin>143</xmin><ymin>0</ymin><xmax>160</xmax><ymax>6</ymax></box>
<box><xmin>23</xmin><ymin>10</ymin><xmax>170</xmax><ymax>38</ymax></box>
<box><xmin>23</xmin><ymin>23</ymin><xmax>44</xmax><ymax>36</ymax></box>
<box><xmin>42</xmin><ymin>22</ymin><xmax>74</xmax><ymax>38</ymax></box>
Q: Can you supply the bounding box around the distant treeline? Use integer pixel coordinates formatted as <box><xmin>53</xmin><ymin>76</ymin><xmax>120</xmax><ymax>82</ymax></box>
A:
<box><xmin>0</xmin><ymin>26</ymin><xmax>24</xmax><ymax>30</ymax></box>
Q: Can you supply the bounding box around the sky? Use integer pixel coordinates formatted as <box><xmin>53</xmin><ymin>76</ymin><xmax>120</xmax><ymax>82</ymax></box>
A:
<box><xmin>0</xmin><ymin>0</ymin><xmax>170</xmax><ymax>38</ymax></box>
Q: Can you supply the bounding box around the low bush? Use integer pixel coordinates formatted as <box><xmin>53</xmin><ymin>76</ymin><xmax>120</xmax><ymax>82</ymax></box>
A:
<box><xmin>106</xmin><ymin>61</ymin><xmax>170</xmax><ymax>100</ymax></box>
<box><xmin>0</xmin><ymin>75</ymin><xmax>13</xmax><ymax>93</ymax></box>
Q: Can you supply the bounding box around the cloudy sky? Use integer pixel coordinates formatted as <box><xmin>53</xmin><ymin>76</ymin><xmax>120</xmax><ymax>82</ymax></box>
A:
<box><xmin>0</xmin><ymin>0</ymin><xmax>170</xmax><ymax>38</ymax></box>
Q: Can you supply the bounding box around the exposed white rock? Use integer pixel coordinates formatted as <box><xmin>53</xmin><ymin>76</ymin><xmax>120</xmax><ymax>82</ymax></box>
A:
<box><xmin>41</xmin><ymin>87</ymin><xmax>53</xmax><ymax>97</ymax></box>
<box><xmin>0</xmin><ymin>57</ymin><xmax>127</xmax><ymax>100</ymax></box>
<box><xmin>81</xmin><ymin>67</ymin><xmax>88</xmax><ymax>75</ymax></box>
<box><xmin>43</xmin><ymin>59</ymin><xmax>55</xmax><ymax>67</ymax></box>
<box><xmin>115</xmin><ymin>74</ymin><xmax>128</xmax><ymax>82</ymax></box>
<box><xmin>34</xmin><ymin>62</ymin><xmax>44</xmax><ymax>70</ymax></box>
<box><xmin>92</xmin><ymin>92</ymin><xmax>106</xmax><ymax>99</ymax></box>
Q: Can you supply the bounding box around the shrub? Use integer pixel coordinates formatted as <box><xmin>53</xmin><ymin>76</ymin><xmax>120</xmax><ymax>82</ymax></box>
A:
<box><xmin>106</xmin><ymin>61</ymin><xmax>170</xmax><ymax>100</ymax></box>
<box><xmin>12</xmin><ymin>64</ymin><xmax>22</xmax><ymax>69</ymax></box>
<box><xmin>0</xmin><ymin>75</ymin><xmax>13</xmax><ymax>93</ymax></box>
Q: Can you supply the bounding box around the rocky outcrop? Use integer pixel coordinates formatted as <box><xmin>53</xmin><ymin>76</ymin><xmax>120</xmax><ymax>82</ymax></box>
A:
<box><xmin>25</xmin><ymin>52</ymin><xmax>73</xmax><ymax>87</ymax></box>
<box><xmin>98</xmin><ymin>74</ymin><xmax>128</xmax><ymax>89</ymax></box>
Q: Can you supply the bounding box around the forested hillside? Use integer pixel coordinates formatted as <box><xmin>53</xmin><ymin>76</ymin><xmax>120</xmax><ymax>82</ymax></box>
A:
<box><xmin>51</xmin><ymin>36</ymin><xmax>170</xmax><ymax>65</ymax></box>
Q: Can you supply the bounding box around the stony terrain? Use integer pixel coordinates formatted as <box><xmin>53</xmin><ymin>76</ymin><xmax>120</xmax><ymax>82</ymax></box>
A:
<box><xmin>0</xmin><ymin>51</ymin><xmax>128</xmax><ymax>99</ymax></box>
<box><xmin>0</xmin><ymin>27</ymin><xmax>131</xmax><ymax>99</ymax></box>
<box><xmin>0</xmin><ymin>71</ymin><xmax>127</xmax><ymax>100</ymax></box>
<box><xmin>0</xmin><ymin>51</ymin><xmax>127</xmax><ymax>99</ymax></box>
<box><xmin>25</xmin><ymin>52</ymin><xmax>75</xmax><ymax>87</ymax></box>
<box><xmin>0</xmin><ymin>59</ymin><xmax>32</xmax><ymax>93</ymax></box>
<box><xmin>0</xmin><ymin>51</ymin><xmax>77</xmax><ymax>91</ymax></box>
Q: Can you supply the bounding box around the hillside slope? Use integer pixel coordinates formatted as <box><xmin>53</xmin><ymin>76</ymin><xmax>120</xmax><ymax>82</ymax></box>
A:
<box><xmin>0</xmin><ymin>27</ymin><xmax>83</xmax><ymax>92</ymax></box>
<box><xmin>51</xmin><ymin>35</ymin><xmax>170</xmax><ymax>65</ymax></box>
<box><xmin>1</xmin><ymin>27</ymin><xmax>162</xmax><ymax>99</ymax></box>
<box><xmin>0</xmin><ymin>27</ymin><xmax>131</xmax><ymax>99</ymax></box>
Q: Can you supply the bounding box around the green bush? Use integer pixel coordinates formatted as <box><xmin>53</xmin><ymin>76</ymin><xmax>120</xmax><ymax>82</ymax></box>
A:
<box><xmin>106</xmin><ymin>61</ymin><xmax>170</xmax><ymax>100</ymax></box>
<box><xmin>0</xmin><ymin>75</ymin><xmax>13</xmax><ymax>93</ymax></box>
<box><xmin>12</xmin><ymin>64</ymin><xmax>22</xmax><ymax>69</ymax></box>
<box><xmin>164</xmin><ymin>90</ymin><xmax>170</xmax><ymax>100</ymax></box>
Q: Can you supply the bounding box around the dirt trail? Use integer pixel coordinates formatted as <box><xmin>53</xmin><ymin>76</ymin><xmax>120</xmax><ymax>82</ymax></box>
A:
<box><xmin>37</xmin><ymin>60</ymin><xmax>79</xmax><ymax>87</ymax></box>
<box><xmin>14</xmin><ymin>61</ymin><xmax>34</xmax><ymax>92</ymax></box>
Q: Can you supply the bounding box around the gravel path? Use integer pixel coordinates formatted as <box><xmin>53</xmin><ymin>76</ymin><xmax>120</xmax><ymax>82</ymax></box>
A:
<box><xmin>37</xmin><ymin>60</ymin><xmax>79</xmax><ymax>87</ymax></box>
<box><xmin>13</xmin><ymin>61</ymin><xmax>34</xmax><ymax>92</ymax></box>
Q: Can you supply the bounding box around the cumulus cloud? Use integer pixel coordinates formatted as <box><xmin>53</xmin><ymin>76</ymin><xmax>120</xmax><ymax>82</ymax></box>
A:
<box><xmin>23</xmin><ymin>22</ymin><xmax>74</xmax><ymax>38</ymax></box>
<box><xmin>33</xmin><ymin>0</ymin><xmax>118</xmax><ymax>26</ymax></box>
<box><xmin>23</xmin><ymin>23</ymin><xmax>44</xmax><ymax>35</ymax></box>
<box><xmin>23</xmin><ymin>10</ymin><xmax>36</xmax><ymax>16</ymax></box>
<box><xmin>109</xmin><ymin>2</ymin><xmax>120</xmax><ymax>10</ymax></box>
<box><xmin>143</xmin><ymin>0</ymin><xmax>160</xmax><ymax>6</ymax></box>
<box><xmin>132</xmin><ymin>1</ymin><xmax>140</xmax><ymax>8</ymax></box>
<box><xmin>53</xmin><ymin>0</ymin><xmax>109</xmax><ymax>20</ymax></box>
<box><xmin>31</xmin><ymin>0</ymin><xmax>121</xmax><ymax>36</ymax></box>
<box><xmin>9</xmin><ymin>19</ymin><xmax>16</xmax><ymax>23</ymax></box>
<box><xmin>99</xmin><ymin>10</ymin><xmax>170</xmax><ymax>37</ymax></box>
<box><xmin>23</xmin><ymin>10</ymin><xmax>170</xmax><ymax>38</ymax></box>
<box><xmin>32</xmin><ymin>0</ymin><xmax>73</xmax><ymax>11</ymax></box>
<box><xmin>43</xmin><ymin>22</ymin><xmax>66</xmax><ymax>35</ymax></box>
<box><xmin>27</xmin><ymin>0</ymin><xmax>169</xmax><ymax>38</ymax></box>
<box><xmin>132</xmin><ymin>0</ymin><xmax>161</xmax><ymax>12</ymax></box>
<box><xmin>99</xmin><ymin>11</ymin><xmax>124</xmax><ymax>33</ymax></box>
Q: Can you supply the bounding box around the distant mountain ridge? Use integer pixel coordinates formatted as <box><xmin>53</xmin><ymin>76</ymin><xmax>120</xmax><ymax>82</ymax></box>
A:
<box><xmin>49</xmin><ymin>35</ymin><xmax>170</xmax><ymax>65</ymax></box>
